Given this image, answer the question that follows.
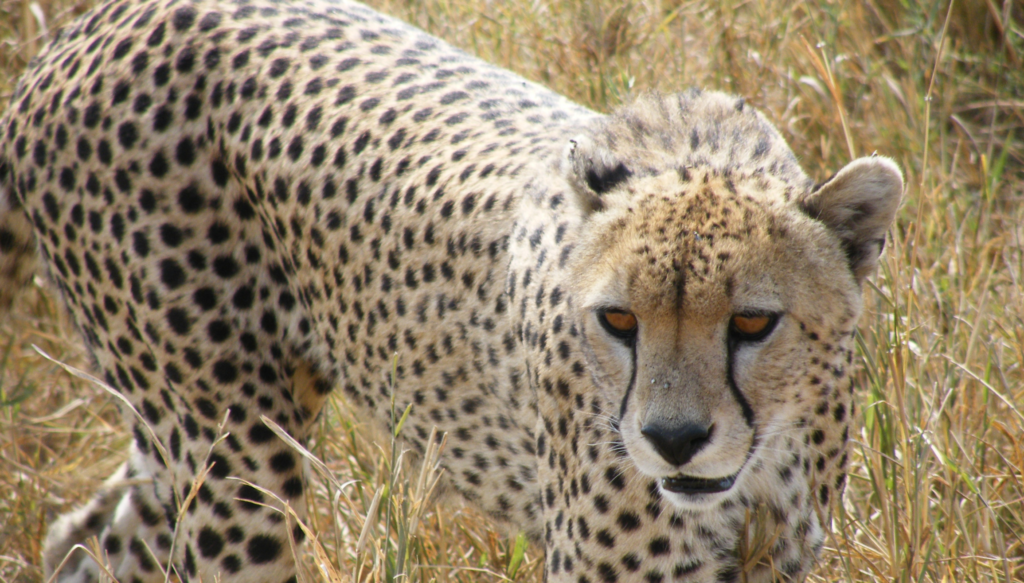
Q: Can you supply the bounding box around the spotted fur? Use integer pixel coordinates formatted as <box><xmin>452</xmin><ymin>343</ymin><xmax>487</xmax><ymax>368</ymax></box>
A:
<box><xmin>0</xmin><ymin>0</ymin><xmax>902</xmax><ymax>581</ymax></box>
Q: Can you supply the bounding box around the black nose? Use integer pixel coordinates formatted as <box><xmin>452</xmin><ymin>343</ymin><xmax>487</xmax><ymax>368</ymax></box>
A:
<box><xmin>641</xmin><ymin>423</ymin><xmax>712</xmax><ymax>467</ymax></box>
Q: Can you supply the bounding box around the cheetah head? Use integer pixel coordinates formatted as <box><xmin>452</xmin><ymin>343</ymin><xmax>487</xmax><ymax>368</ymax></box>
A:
<box><xmin>561</xmin><ymin>92</ymin><xmax>903</xmax><ymax>508</ymax></box>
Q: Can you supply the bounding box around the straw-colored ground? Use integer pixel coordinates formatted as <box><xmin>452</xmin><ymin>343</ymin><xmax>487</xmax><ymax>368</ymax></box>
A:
<box><xmin>1</xmin><ymin>0</ymin><xmax>1022</xmax><ymax>581</ymax></box>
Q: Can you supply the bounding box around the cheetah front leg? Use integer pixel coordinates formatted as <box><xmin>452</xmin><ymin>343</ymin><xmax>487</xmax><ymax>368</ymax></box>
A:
<box><xmin>44</xmin><ymin>453</ymin><xmax>174</xmax><ymax>582</ymax></box>
<box><xmin>143</xmin><ymin>349</ymin><xmax>328</xmax><ymax>583</ymax></box>
<box><xmin>43</xmin><ymin>351</ymin><xmax>329</xmax><ymax>583</ymax></box>
<box><xmin>20</xmin><ymin>132</ymin><xmax>331</xmax><ymax>583</ymax></box>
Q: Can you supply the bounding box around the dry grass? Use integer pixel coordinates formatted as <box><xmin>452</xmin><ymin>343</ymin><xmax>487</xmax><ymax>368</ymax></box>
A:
<box><xmin>2</xmin><ymin>0</ymin><xmax>1023</xmax><ymax>581</ymax></box>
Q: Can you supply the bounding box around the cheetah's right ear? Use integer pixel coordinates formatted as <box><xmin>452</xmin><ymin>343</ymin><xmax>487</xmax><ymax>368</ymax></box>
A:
<box><xmin>799</xmin><ymin>156</ymin><xmax>903</xmax><ymax>283</ymax></box>
<box><xmin>561</xmin><ymin>135</ymin><xmax>632</xmax><ymax>216</ymax></box>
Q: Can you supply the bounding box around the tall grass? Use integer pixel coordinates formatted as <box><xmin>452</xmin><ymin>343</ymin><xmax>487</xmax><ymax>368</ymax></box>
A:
<box><xmin>1</xmin><ymin>0</ymin><xmax>1022</xmax><ymax>581</ymax></box>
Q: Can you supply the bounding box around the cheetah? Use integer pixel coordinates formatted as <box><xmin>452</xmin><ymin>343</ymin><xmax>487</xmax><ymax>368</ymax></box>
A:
<box><xmin>0</xmin><ymin>0</ymin><xmax>903</xmax><ymax>580</ymax></box>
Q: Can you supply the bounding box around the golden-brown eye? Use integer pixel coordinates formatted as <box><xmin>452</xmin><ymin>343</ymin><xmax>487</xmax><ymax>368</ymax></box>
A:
<box><xmin>732</xmin><ymin>315</ymin><xmax>770</xmax><ymax>335</ymax></box>
<box><xmin>729</xmin><ymin>314</ymin><xmax>779</xmax><ymax>341</ymax></box>
<box><xmin>598</xmin><ymin>309</ymin><xmax>638</xmax><ymax>340</ymax></box>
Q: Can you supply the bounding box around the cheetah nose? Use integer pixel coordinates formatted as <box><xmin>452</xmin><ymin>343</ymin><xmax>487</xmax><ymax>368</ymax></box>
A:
<box><xmin>641</xmin><ymin>422</ymin><xmax>712</xmax><ymax>467</ymax></box>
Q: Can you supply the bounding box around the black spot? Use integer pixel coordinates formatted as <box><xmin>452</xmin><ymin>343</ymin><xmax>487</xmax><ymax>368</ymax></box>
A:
<box><xmin>197</xmin><ymin>528</ymin><xmax>224</xmax><ymax>558</ymax></box>
<box><xmin>199</xmin><ymin>11</ymin><xmax>222</xmax><ymax>31</ymax></box>
<box><xmin>134</xmin><ymin>93</ymin><xmax>152</xmax><ymax>113</ymax></box>
<box><xmin>232</xmin><ymin>286</ymin><xmax>254</xmax><ymax>310</ymax></box>
<box><xmin>269</xmin><ymin>451</ymin><xmax>295</xmax><ymax>473</ymax></box>
<box><xmin>335</xmin><ymin>85</ymin><xmax>356</xmax><ymax>105</ymax></box>
<box><xmin>115</xmin><ymin>121</ymin><xmax>139</xmax><ymax>149</ymax></box>
<box><xmin>153</xmin><ymin>105</ymin><xmax>173</xmax><ymax>131</ymax></box>
<box><xmin>287</xmin><ymin>136</ymin><xmax>303</xmax><ymax>161</ymax></box>
<box><xmin>352</xmin><ymin>131</ymin><xmax>370</xmax><ymax>154</ymax></box>
<box><xmin>648</xmin><ymin>537</ymin><xmax>670</xmax><ymax>556</ymax></box>
<box><xmin>176</xmin><ymin>137</ymin><xmax>196</xmax><ymax>166</ymax></box>
<box><xmin>160</xmin><ymin>259</ymin><xmax>187</xmax><ymax>289</ymax></box>
<box><xmin>212</xmin><ymin>360</ymin><xmax>238</xmax><ymax>384</ymax></box>
<box><xmin>166</xmin><ymin>307</ymin><xmax>191</xmax><ymax>335</ymax></box>
<box><xmin>269</xmin><ymin>58</ymin><xmax>289</xmax><ymax>77</ymax></box>
<box><xmin>193</xmin><ymin>287</ymin><xmax>217</xmax><ymax>310</ymax></box>
<box><xmin>249</xmin><ymin>423</ymin><xmax>274</xmax><ymax>444</ymax></box>
<box><xmin>233</xmin><ymin>198</ymin><xmax>255</xmax><ymax>220</ymax></box>
<box><xmin>83</xmin><ymin>102</ymin><xmax>102</xmax><ymax>128</ymax></box>
<box><xmin>132</xmin><ymin>51</ymin><xmax>149</xmax><ymax>74</ymax></box>
<box><xmin>185</xmin><ymin>94</ymin><xmax>203</xmax><ymax>119</ymax></box>
<box><xmin>150</xmin><ymin>152</ymin><xmax>169</xmax><ymax>177</ymax></box>
<box><xmin>585</xmin><ymin>162</ymin><xmax>631</xmax><ymax>195</ymax></box>
<box><xmin>246</xmin><ymin>534</ymin><xmax>281</xmax><ymax>564</ymax></box>
<box><xmin>616</xmin><ymin>511</ymin><xmax>640</xmax><ymax>531</ymax></box>
<box><xmin>160</xmin><ymin>223</ymin><xmax>183</xmax><ymax>247</ymax></box>
<box><xmin>236</xmin><ymin>484</ymin><xmax>264</xmax><ymax>510</ymax></box>
<box><xmin>207</xmin><ymin>320</ymin><xmax>231</xmax><ymax>342</ymax></box>
<box><xmin>104</xmin><ymin>534</ymin><xmax>123</xmax><ymax>555</ymax></box>
<box><xmin>833</xmin><ymin>403</ymin><xmax>846</xmax><ymax>422</ymax></box>
<box><xmin>282</xmin><ymin>477</ymin><xmax>304</xmax><ymax>498</ymax></box>
<box><xmin>214</xmin><ymin>255</ymin><xmax>240</xmax><ymax>278</ymax></box>
<box><xmin>112</xmin><ymin>81</ymin><xmax>130</xmax><ymax>105</ymax></box>
<box><xmin>673</xmin><ymin>561</ymin><xmax>701</xmax><ymax>578</ymax></box>
<box><xmin>176</xmin><ymin>47</ymin><xmax>195</xmax><ymax>73</ymax></box>
<box><xmin>172</xmin><ymin>6</ymin><xmax>197</xmax><ymax>31</ymax></box>
<box><xmin>221</xmin><ymin>554</ymin><xmax>242</xmax><ymax>573</ymax></box>
<box><xmin>597</xmin><ymin>562</ymin><xmax>618</xmax><ymax>583</ymax></box>
<box><xmin>178</xmin><ymin>185</ymin><xmax>205</xmax><ymax>213</ymax></box>
<box><xmin>42</xmin><ymin>192</ymin><xmax>61</xmax><ymax>220</ymax></box>
<box><xmin>336</xmin><ymin>58</ymin><xmax>360</xmax><ymax>72</ymax></box>
<box><xmin>211</xmin><ymin>160</ymin><xmax>230</xmax><ymax>187</ymax></box>
<box><xmin>208</xmin><ymin>222</ymin><xmax>231</xmax><ymax>243</ymax></box>
<box><xmin>112</xmin><ymin>38</ymin><xmax>133</xmax><ymax>60</ymax></box>
<box><xmin>97</xmin><ymin>140</ymin><xmax>113</xmax><ymax>165</ymax></box>
<box><xmin>153</xmin><ymin>63</ymin><xmax>171</xmax><ymax>87</ymax></box>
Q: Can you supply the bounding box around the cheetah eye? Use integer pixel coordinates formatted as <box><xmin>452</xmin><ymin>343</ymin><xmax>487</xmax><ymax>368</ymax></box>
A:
<box><xmin>598</xmin><ymin>309</ymin><xmax>638</xmax><ymax>340</ymax></box>
<box><xmin>729</xmin><ymin>313</ymin><xmax>779</xmax><ymax>342</ymax></box>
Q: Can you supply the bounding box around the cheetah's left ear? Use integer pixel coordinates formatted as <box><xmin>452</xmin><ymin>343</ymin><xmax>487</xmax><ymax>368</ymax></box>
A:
<box><xmin>561</xmin><ymin>135</ymin><xmax>632</xmax><ymax>216</ymax></box>
<box><xmin>799</xmin><ymin>156</ymin><xmax>903</xmax><ymax>283</ymax></box>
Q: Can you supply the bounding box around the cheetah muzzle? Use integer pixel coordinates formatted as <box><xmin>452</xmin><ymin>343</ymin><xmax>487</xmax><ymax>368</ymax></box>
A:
<box><xmin>0</xmin><ymin>0</ymin><xmax>903</xmax><ymax>581</ymax></box>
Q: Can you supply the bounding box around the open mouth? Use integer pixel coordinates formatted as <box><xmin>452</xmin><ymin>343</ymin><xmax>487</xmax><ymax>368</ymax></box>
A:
<box><xmin>661</xmin><ymin>473</ymin><xmax>738</xmax><ymax>495</ymax></box>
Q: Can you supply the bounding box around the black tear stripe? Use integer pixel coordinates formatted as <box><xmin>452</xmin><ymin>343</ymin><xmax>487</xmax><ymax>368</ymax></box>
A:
<box><xmin>618</xmin><ymin>339</ymin><xmax>639</xmax><ymax>422</ymax></box>
<box><xmin>725</xmin><ymin>338</ymin><xmax>756</xmax><ymax>426</ymax></box>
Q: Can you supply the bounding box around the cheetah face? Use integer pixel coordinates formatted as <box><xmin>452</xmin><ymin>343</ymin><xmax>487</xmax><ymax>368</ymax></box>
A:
<box><xmin>571</xmin><ymin>176</ymin><xmax>814</xmax><ymax>506</ymax></box>
<box><xmin>564</xmin><ymin>140</ymin><xmax>903</xmax><ymax>507</ymax></box>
